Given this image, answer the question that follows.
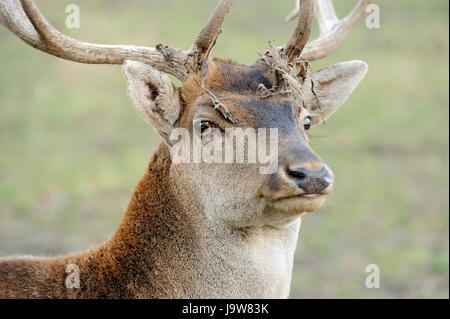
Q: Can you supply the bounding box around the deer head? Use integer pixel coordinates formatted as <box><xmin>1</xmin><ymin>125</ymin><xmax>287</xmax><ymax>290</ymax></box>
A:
<box><xmin>0</xmin><ymin>0</ymin><xmax>369</xmax><ymax>228</ymax></box>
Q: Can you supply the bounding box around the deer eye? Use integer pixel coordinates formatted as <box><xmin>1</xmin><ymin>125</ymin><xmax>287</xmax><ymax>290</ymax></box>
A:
<box><xmin>303</xmin><ymin>116</ymin><xmax>312</xmax><ymax>131</ymax></box>
<box><xmin>195</xmin><ymin>120</ymin><xmax>217</xmax><ymax>137</ymax></box>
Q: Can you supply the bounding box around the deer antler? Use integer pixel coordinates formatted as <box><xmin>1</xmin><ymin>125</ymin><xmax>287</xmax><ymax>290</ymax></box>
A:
<box><xmin>191</xmin><ymin>0</ymin><xmax>233</xmax><ymax>61</ymax></box>
<box><xmin>285</xmin><ymin>0</ymin><xmax>371</xmax><ymax>61</ymax></box>
<box><xmin>283</xmin><ymin>0</ymin><xmax>314</xmax><ymax>63</ymax></box>
<box><xmin>0</xmin><ymin>0</ymin><xmax>233</xmax><ymax>80</ymax></box>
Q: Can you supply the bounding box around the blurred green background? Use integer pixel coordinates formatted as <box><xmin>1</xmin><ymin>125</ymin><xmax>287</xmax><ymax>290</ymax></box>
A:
<box><xmin>0</xmin><ymin>0</ymin><xmax>448</xmax><ymax>298</ymax></box>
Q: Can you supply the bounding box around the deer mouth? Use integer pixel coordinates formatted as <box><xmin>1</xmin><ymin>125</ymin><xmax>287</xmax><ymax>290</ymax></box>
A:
<box><xmin>264</xmin><ymin>193</ymin><xmax>327</xmax><ymax>214</ymax></box>
<box><xmin>272</xmin><ymin>193</ymin><xmax>325</xmax><ymax>201</ymax></box>
<box><xmin>298</xmin><ymin>193</ymin><xmax>323</xmax><ymax>199</ymax></box>
<box><xmin>269</xmin><ymin>183</ymin><xmax>334</xmax><ymax>202</ymax></box>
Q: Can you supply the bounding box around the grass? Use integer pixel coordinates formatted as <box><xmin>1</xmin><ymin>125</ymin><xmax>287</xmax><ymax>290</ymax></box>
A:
<box><xmin>0</xmin><ymin>0</ymin><xmax>448</xmax><ymax>298</ymax></box>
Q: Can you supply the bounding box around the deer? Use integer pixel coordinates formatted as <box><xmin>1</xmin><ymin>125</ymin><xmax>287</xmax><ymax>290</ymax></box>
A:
<box><xmin>0</xmin><ymin>0</ymin><xmax>370</xmax><ymax>298</ymax></box>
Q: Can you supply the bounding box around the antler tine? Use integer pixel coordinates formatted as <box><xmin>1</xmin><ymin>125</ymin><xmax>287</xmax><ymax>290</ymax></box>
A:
<box><xmin>302</xmin><ymin>0</ymin><xmax>371</xmax><ymax>61</ymax></box>
<box><xmin>190</xmin><ymin>0</ymin><xmax>233</xmax><ymax>61</ymax></box>
<box><xmin>0</xmin><ymin>0</ymin><xmax>191</xmax><ymax>80</ymax></box>
<box><xmin>283</xmin><ymin>0</ymin><xmax>314</xmax><ymax>63</ymax></box>
<box><xmin>0</xmin><ymin>0</ymin><xmax>42</xmax><ymax>49</ymax></box>
<box><xmin>313</xmin><ymin>0</ymin><xmax>339</xmax><ymax>34</ymax></box>
<box><xmin>285</xmin><ymin>0</ymin><xmax>371</xmax><ymax>61</ymax></box>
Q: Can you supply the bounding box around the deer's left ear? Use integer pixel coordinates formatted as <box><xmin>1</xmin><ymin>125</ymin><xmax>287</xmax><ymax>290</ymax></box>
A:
<box><xmin>303</xmin><ymin>60</ymin><xmax>368</xmax><ymax>126</ymax></box>
<box><xmin>123</xmin><ymin>60</ymin><xmax>181</xmax><ymax>144</ymax></box>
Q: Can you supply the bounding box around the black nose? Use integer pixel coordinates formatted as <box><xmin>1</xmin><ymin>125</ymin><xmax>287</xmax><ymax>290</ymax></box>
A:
<box><xmin>286</xmin><ymin>165</ymin><xmax>333</xmax><ymax>194</ymax></box>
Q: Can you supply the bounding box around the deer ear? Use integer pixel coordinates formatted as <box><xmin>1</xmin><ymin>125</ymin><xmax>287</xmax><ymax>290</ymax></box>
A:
<box><xmin>123</xmin><ymin>60</ymin><xmax>181</xmax><ymax>144</ymax></box>
<box><xmin>304</xmin><ymin>60</ymin><xmax>368</xmax><ymax>126</ymax></box>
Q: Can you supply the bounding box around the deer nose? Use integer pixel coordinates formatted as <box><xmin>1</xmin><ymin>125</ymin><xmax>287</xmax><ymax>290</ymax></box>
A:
<box><xmin>285</xmin><ymin>165</ymin><xmax>334</xmax><ymax>194</ymax></box>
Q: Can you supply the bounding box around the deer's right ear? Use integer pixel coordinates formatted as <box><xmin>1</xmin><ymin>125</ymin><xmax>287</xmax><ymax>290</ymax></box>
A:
<box><xmin>123</xmin><ymin>60</ymin><xmax>181</xmax><ymax>144</ymax></box>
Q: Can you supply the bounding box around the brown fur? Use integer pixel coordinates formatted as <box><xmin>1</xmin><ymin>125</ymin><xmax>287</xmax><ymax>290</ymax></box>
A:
<box><xmin>0</xmin><ymin>144</ymin><xmax>204</xmax><ymax>298</ymax></box>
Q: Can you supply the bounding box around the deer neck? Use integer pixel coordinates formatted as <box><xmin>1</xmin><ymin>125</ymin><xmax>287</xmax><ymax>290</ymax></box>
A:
<box><xmin>103</xmin><ymin>142</ymin><xmax>301</xmax><ymax>298</ymax></box>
